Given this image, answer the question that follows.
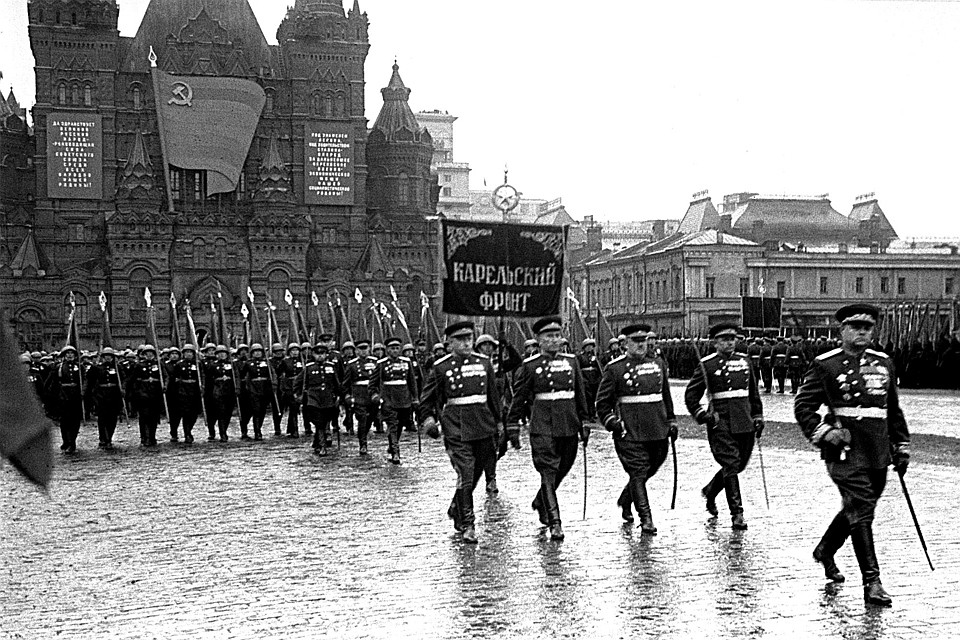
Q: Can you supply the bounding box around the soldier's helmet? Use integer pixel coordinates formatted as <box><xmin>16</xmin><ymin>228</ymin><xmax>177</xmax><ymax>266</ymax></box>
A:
<box><xmin>582</xmin><ymin>338</ymin><xmax>596</xmax><ymax>347</ymax></box>
<box><xmin>287</xmin><ymin>342</ymin><xmax>300</xmax><ymax>352</ymax></box>
<box><xmin>237</xmin><ymin>344</ymin><xmax>249</xmax><ymax>351</ymax></box>
<box><xmin>30</xmin><ymin>351</ymin><xmax>41</xmax><ymax>359</ymax></box>
<box><xmin>250</xmin><ymin>343</ymin><xmax>264</xmax><ymax>354</ymax></box>
<box><xmin>141</xmin><ymin>344</ymin><xmax>157</xmax><ymax>354</ymax></box>
<box><xmin>182</xmin><ymin>344</ymin><xmax>197</xmax><ymax>353</ymax></box>
<box><xmin>168</xmin><ymin>346</ymin><xmax>181</xmax><ymax>353</ymax></box>
<box><xmin>271</xmin><ymin>342</ymin><xmax>284</xmax><ymax>352</ymax></box>
<box><xmin>524</xmin><ymin>338</ymin><xmax>538</xmax><ymax>348</ymax></box>
<box><xmin>373</xmin><ymin>342</ymin><xmax>386</xmax><ymax>351</ymax></box>
<box><xmin>300</xmin><ymin>341</ymin><xmax>313</xmax><ymax>350</ymax></box>
<box><xmin>475</xmin><ymin>334</ymin><xmax>497</xmax><ymax>348</ymax></box>
<box><xmin>203</xmin><ymin>342</ymin><xmax>217</xmax><ymax>352</ymax></box>
<box><xmin>20</xmin><ymin>353</ymin><xmax>31</xmax><ymax>363</ymax></box>
<box><xmin>402</xmin><ymin>343</ymin><xmax>415</xmax><ymax>353</ymax></box>
<box><xmin>215</xmin><ymin>344</ymin><xmax>229</xmax><ymax>354</ymax></box>
<box><xmin>432</xmin><ymin>342</ymin><xmax>445</xmax><ymax>352</ymax></box>
<box><xmin>342</xmin><ymin>341</ymin><xmax>356</xmax><ymax>350</ymax></box>
<box><xmin>100</xmin><ymin>346</ymin><xmax>116</xmax><ymax>356</ymax></box>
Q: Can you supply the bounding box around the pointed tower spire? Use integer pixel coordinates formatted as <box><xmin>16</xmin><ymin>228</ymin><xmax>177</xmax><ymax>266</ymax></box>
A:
<box><xmin>350</xmin><ymin>0</ymin><xmax>361</xmax><ymax>16</ymax></box>
<box><xmin>372</xmin><ymin>63</ymin><xmax>422</xmax><ymax>141</ymax></box>
<box><xmin>0</xmin><ymin>91</ymin><xmax>12</xmax><ymax>118</ymax></box>
<box><xmin>254</xmin><ymin>133</ymin><xmax>293</xmax><ymax>202</ymax></box>
<box><xmin>116</xmin><ymin>131</ymin><xmax>156</xmax><ymax>199</ymax></box>
<box><xmin>10</xmin><ymin>227</ymin><xmax>49</xmax><ymax>277</ymax></box>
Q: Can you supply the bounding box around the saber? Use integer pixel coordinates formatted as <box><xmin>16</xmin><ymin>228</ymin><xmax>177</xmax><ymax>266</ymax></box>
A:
<box><xmin>756</xmin><ymin>436</ymin><xmax>770</xmax><ymax>509</ymax></box>
<box><xmin>897</xmin><ymin>469</ymin><xmax>935</xmax><ymax>571</ymax></box>
<box><xmin>670</xmin><ymin>438</ymin><xmax>678</xmax><ymax>510</ymax></box>
<box><xmin>582</xmin><ymin>442</ymin><xmax>588</xmax><ymax>520</ymax></box>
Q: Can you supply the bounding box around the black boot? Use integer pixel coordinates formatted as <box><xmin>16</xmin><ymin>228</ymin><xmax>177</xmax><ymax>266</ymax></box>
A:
<box><xmin>542</xmin><ymin>482</ymin><xmax>563</xmax><ymax>540</ymax></box>
<box><xmin>448</xmin><ymin>495</ymin><xmax>464</xmax><ymax>532</ymax></box>
<box><xmin>617</xmin><ymin>484</ymin><xmax>634</xmax><ymax>523</ymax></box>
<box><xmin>702</xmin><ymin>471</ymin><xmax>722</xmax><ymax>517</ymax></box>
<box><xmin>813</xmin><ymin>512</ymin><xmax>848</xmax><ymax>582</ymax></box>
<box><xmin>532</xmin><ymin>494</ymin><xmax>548</xmax><ymax>526</ymax></box>
<box><xmin>630</xmin><ymin>477</ymin><xmax>657</xmax><ymax>535</ymax></box>
<box><xmin>724</xmin><ymin>474</ymin><xmax>748</xmax><ymax>530</ymax></box>
<box><xmin>458</xmin><ymin>487</ymin><xmax>476</xmax><ymax>543</ymax></box>
<box><xmin>850</xmin><ymin>522</ymin><xmax>892</xmax><ymax>606</ymax></box>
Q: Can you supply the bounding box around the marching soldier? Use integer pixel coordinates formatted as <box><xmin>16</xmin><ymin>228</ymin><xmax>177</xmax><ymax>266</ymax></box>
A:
<box><xmin>295</xmin><ymin>342</ymin><xmax>342</xmax><ymax>456</ymax></box>
<box><xmin>759</xmin><ymin>337</ymin><xmax>774</xmax><ymax>393</ymax></box>
<box><xmin>684</xmin><ymin>322</ymin><xmax>764</xmax><ymax>530</ymax></box>
<box><xmin>130</xmin><ymin>344</ymin><xmax>164</xmax><ymax>447</ymax></box>
<box><xmin>243</xmin><ymin>344</ymin><xmax>276</xmax><ymax>441</ymax></box>
<box><xmin>596</xmin><ymin>324</ymin><xmax>676</xmax><ymax>535</ymax></box>
<box><xmin>747</xmin><ymin>337</ymin><xmax>762</xmax><ymax>382</ymax></box>
<box><xmin>235</xmin><ymin>344</ymin><xmax>253</xmax><ymax>440</ymax></box>
<box><xmin>795</xmin><ymin>303</ymin><xmax>909</xmax><ymax>607</ymax></box>
<box><xmin>172</xmin><ymin>344</ymin><xmax>203</xmax><ymax>444</ymax></box>
<box><xmin>372</xmin><ymin>336</ymin><xmax>419</xmax><ymax>464</ymax></box>
<box><xmin>340</xmin><ymin>341</ymin><xmax>356</xmax><ymax>434</ymax></box>
<box><xmin>269</xmin><ymin>342</ymin><xmax>286</xmax><ymax>436</ymax></box>
<box><xmin>772</xmin><ymin>336</ymin><xmax>789</xmax><ymax>393</ymax></box>
<box><xmin>523</xmin><ymin>338</ymin><xmax>539</xmax><ymax>359</ymax></box>
<box><xmin>206</xmin><ymin>345</ymin><xmax>236</xmax><ymax>442</ymax></box>
<box><xmin>278</xmin><ymin>342</ymin><xmax>305</xmax><ymax>437</ymax></box>
<box><xmin>200</xmin><ymin>343</ymin><xmax>218</xmax><ymax>439</ymax></box>
<box><xmin>506</xmin><ymin>316</ymin><xmax>590</xmax><ymax>540</ymax></box>
<box><xmin>402</xmin><ymin>343</ymin><xmax>423</xmax><ymax>433</ymax></box>
<box><xmin>577</xmin><ymin>338</ymin><xmax>603</xmax><ymax>421</ymax></box>
<box><xmin>475</xmin><ymin>333</ymin><xmax>522</xmax><ymax>493</ymax></box>
<box><xmin>164</xmin><ymin>346</ymin><xmax>182</xmax><ymax>441</ymax></box>
<box><xmin>787</xmin><ymin>335</ymin><xmax>807</xmax><ymax>394</ymax></box>
<box><xmin>85</xmin><ymin>346</ymin><xmax>124</xmax><ymax>449</ymax></box>
<box><xmin>420</xmin><ymin>321</ymin><xmax>503</xmax><ymax>544</ymax></box>
<box><xmin>343</xmin><ymin>339</ymin><xmax>380</xmax><ymax>455</ymax></box>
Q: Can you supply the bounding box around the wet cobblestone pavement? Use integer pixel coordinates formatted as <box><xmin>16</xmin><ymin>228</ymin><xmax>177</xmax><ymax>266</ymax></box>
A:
<box><xmin>2</xmin><ymin>415</ymin><xmax>958</xmax><ymax>639</ymax></box>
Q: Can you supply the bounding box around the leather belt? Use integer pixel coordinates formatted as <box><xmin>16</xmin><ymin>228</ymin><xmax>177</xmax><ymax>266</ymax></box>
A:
<box><xmin>836</xmin><ymin>407</ymin><xmax>886</xmax><ymax>419</ymax></box>
<box><xmin>61</xmin><ymin>383</ymin><xmax>78</xmax><ymax>387</ymax></box>
<box><xmin>215</xmin><ymin>376</ymin><xmax>232</xmax><ymax>382</ymax></box>
<box><xmin>353</xmin><ymin>381</ymin><xmax>370</xmax><ymax>386</ymax></box>
<box><xmin>535</xmin><ymin>390</ymin><xmax>574</xmax><ymax>401</ymax></box>
<box><xmin>384</xmin><ymin>380</ymin><xmax>407</xmax><ymax>386</ymax></box>
<box><xmin>100</xmin><ymin>383</ymin><xmax>118</xmax><ymax>388</ymax></box>
<box><xmin>713</xmin><ymin>389</ymin><xmax>749</xmax><ymax>399</ymax></box>
<box><xmin>446</xmin><ymin>395</ymin><xmax>486</xmax><ymax>406</ymax></box>
<box><xmin>251</xmin><ymin>377</ymin><xmax>270</xmax><ymax>382</ymax></box>
<box><xmin>619</xmin><ymin>393</ymin><xmax>662</xmax><ymax>404</ymax></box>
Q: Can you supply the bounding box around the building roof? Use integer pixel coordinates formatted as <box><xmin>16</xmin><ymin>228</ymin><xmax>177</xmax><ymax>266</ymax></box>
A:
<box><xmin>10</xmin><ymin>227</ymin><xmax>49</xmax><ymax>277</ymax></box>
<box><xmin>371</xmin><ymin>63</ymin><xmax>424</xmax><ymax>142</ymax></box>
<box><xmin>584</xmin><ymin>229</ymin><xmax>758</xmax><ymax>267</ymax></box>
<box><xmin>677</xmin><ymin>196</ymin><xmax>720</xmax><ymax>233</ymax></box>
<box><xmin>849</xmin><ymin>197</ymin><xmax>898</xmax><ymax>239</ymax></box>
<box><xmin>730</xmin><ymin>195</ymin><xmax>857</xmax><ymax>241</ymax></box>
<box><xmin>123</xmin><ymin>0</ymin><xmax>272</xmax><ymax>73</ymax></box>
<box><xmin>355</xmin><ymin>233</ymin><xmax>389</xmax><ymax>274</ymax></box>
<box><xmin>295</xmin><ymin>0</ymin><xmax>348</xmax><ymax>15</ymax></box>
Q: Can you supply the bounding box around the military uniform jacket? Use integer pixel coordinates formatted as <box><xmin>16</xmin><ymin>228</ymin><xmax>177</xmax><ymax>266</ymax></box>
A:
<box><xmin>343</xmin><ymin>355</ymin><xmax>379</xmax><ymax>405</ymax></box>
<box><xmin>295</xmin><ymin>360</ymin><xmax>342</xmax><ymax>409</ymax></box>
<box><xmin>772</xmin><ymin>342</ymin><xmax>789</xmax><ymax>369</ymax></box>
<box><xmin>205</xmin><ymin>360</ymin><xmax>236</xmax><ymax>400</ymax></box>
<box><xmin>130</xmin><ymin>361</ymin><xmax>164</xmax><ymax>411</ymax></box>
<box><xmin>795</xmin><ymin>348</ymin><xmax>909</xmax><ymax>468</ymax></box>
<box><xmin>85</xmin><ymin>362</ymin><xmax>124</xmax><ymax>412</ymax></box>
<box><xmin>163</xmin><ymin>360</ymin><xmax>179</xmax><ymax>399</ymax></box>
<box><xmin>787</xmin><ymin>343</ymin><xmax>807</xmax><ymax>369</ymax></box>
<box><xmin>507</xmin><ymin>352</ymin><xmax>588</xmax><ymax>437</ymax></box>
<box><xmin>28</xmin><ymin>363</ymin><xmax>45</xmax><ymax>402</ymax></box>
<box><xmin>243</xmin><ymin>359</ymin><xmax>275</xmax><ymax>399</ymax></box>
<box><xmin>684</xmin><ymin>352</ymin><xmax>763</xmax><ymax>434</ymax></box>
<box><xmin>278</xmin><ymin>357</ymin><xmax>303</xmax><ymax>396</ymax></box>
<box><xmin>596</xmin><ymin>353</ymin><xmax>675</xmax><ymax>442</ymax></box>
<box><xmin>577</xmin><ymin>352</ymin><xmax>603</xmax><ymax>387</ymax></box>
<box><xmin>172</xmin><ymin>360</ymin><xmax>203</xmax><ymax>403</ymax></box>
<box><xmin>372</xmin><ymin>355</ymin><xmax>418</xmax><ymax>408</ymax></box>
<box><xmin>418</xmin><ymin>352</ymin><xmax>500</xmax><ymax>442</ymax></box>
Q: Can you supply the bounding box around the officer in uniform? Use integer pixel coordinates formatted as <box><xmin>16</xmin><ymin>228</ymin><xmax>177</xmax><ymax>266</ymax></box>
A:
<box><xmin>235</xmin><ymin>344</ymin><xmax>253</xmax><ymax>439</ymax></box>
<box><xmin>759</xmin><ymin>337</ymin><xmax>774</xmax><ymax>393</ymax></box>
<box><xmin>52</xmin><ymin>346</ymin><xmax>84</xmax><ymax>453</ymax></box>
<box><xmin>372</xmin><ymin>336</ymin><xmax>419</xmax><ymax>464</ymax></box>
<box><xmin>243</xmin><ymin>344</ymin><xmax>276</xmax><ymax>441</ymax></box>
<box><xmin>795</xmin><ymin>303</ymin><xmax>909</xmax><ymax>607</ymax></box>
<box><xmin>278</xmin><ymin>343</ymin><xmax>304</xmax><ymax>437</ymax></box>
<box><xmin>295</xmin><ymin>342</ymin><xmax>342</xmax><ymax>455</ymax></box>
<box><xmin>523</xmin><ymin>338</ymin><xmax>539</xmax><ymax>359</ymax></box>
<box><xmin>577</xmin><ymin>338</ymin><xmax>603</xmax><ymax>420</ymax></box>
<box><xmin>85</xmin><ymin>346</ymin><xmax>124</xmax><ymax>449</ymax></box>
<box><xmin>746</xmin><ymin>338</ymin><xmax>762</xmax><ymax>382</ymax></box>
<box><xmin>340</xmin><ymin>341</ymin><xmax>357</xmax><ymax>434</ymax></box>
<box><xmin>343</xmin><ymin>339</ymin><xmax>380</xmax><ymax>455</ymax></box>
<box><xmin>131</xmin><ymin>344</ymin><xmax>165</xmax><ymax>447</ymax></box>
<box><xmin>269</xmin><ymin>342</ymin><xmax>286</xmax><ymax>435</ymax></box>
<box><xmin>164</xmin><ymin>346</ymin><xmax>182</xmax><ymax>441</ymax></box>
<box><xmin>420</xmin><ymin>321</ymin><xmax>503</xmax><ymax>544</ymax></box>
<box><xmin>172</xmin><ymin>344</ymin><xmax>203</xmax><ymax>444</ymax></box>
<box><xmin>771</xmin><ymin>336</ymin><xmax>789</xmax><ymax>393</ymax></box>
<box><xmin>507</xmin><ymin>316</ymin><xmax>590</xmax><ymax>540</ymax></box>
<box><xmin>402</xmin><ymin>343</ymin><xmax>423</xmax><ymax>433</ymax></box>
<box><xmin>684</xmin><ymin>322</ymin><xmax>764</xmax><ymax>530</ymax></box>
<box><xmin>787</xmin><ymin>335</ymin><xmax>807</xmax><ymax>394</ymax></box>
<box><xmin>206</xmin><ymin>345</ymin><xmax>237</xmax><ymax>441</ymax></box>
<box><xmin>596</xmin><ymin>324</ymin><xmax>676</xmax><ymax>534</ymax></box>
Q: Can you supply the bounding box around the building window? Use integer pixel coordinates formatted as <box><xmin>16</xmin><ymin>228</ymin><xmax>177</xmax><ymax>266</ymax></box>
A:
<box><xmin>128</xmin><ymin>268</ymin><xmax>152</xmax><ymax>323</ymax></box>
<box><xmin>170</xmin><ymin>169</ymin><xmax>181</xmax><ymax>200</ymax></box>
<box><xmin>739</xmin><ymin>278</ymin><xmax>750</xmax><ymax>297</ymax></box>
<box><xmin>777</xmin><ymin>281</ymin><xmax>786</xmax><ymax>298</ymax></box>
<box><xmin>192</xmin><ymin>238</ymin><xmax>205</xmax><ymax>269</ymax></box>
<box><xmin>325</xmin><ymin>94</ymin><xmax>334</xmax><ymax>118</ymax></box>
<box><xmin>58</xmin><ymin>83</ymin><xmax>66</xmax><ymax>105</ymax></box>
<box><xmin>132</xmin><ymin>86</ymin><xmax>142</xmax><ymax>110</ymax></box>
<box><xmin>443</xmin><ymin>174</ymin><xmax>451</xmax><ymax>183</ymax></box>
<box><xmin>855</xmin><ymin>277</ymin><xmax>864</xmax><ymax>294</ymax></box>
<box><xmin>880</xmin><ymin>276</ymin><xmax>889</xmax><ymax>294</ymax></box>
<box><xmin>442</xmin><ymin>187</ymin><xmax>451</xmax><ymax>197</ymax></box>
<box><xmin>264</xmin><ymin>91</ymin><xmax>274</xmax><ymax>114</ymax></box>
<box><xmin>16</xmin><ymin>309</ymin><xmax>43</xmax><ymax>350</ymax></box>
<box><xmin>819</xmin><ymin>277</ymin><xmax>828</xmax><ymax>295</ymax></box>
<box><xmin>947</xmin><ymin>277</ymin><xmax>955</xmax><ymax>296</ymax></box>
<box><xmin>705</xmin><ymin>277</ymin><xmax>715</xmax><ymax>299</ymax></box>
<box><xmin>267</xmin><ymin>268</ymin><xmax>290</xmax><ymax>306</ymax></box>
<box><xmin>83</xmin><ymin>85</ymin><xmax>92</xmax><ymax>106</ymax></box>
<box><xmin>74</xmin><ymin>224</ymin><xmax>84</xmax><ymax>241</ymax></box>
<box><xmin>897</xmin><ymin>277</ymin><xmax>906</xmax><ymax>295</ymax></box>
<box><xmin>398</xmin><ymin>173</ymin><xmax>409</xmax><ymax>203</ymax></box>
<box><xmin>311</xmin><ymin>93</ymin><xmax>322</xmax><ymax>115</ymax></box>
<box><xmin>71</xmin><ymin>12</ymin><xmax>77</xmax><ymax>25</ymax></box>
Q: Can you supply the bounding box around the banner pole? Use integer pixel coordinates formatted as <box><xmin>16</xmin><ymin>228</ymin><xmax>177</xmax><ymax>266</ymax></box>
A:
<box><xmin>148</xmin><ymin>47</ymin><xmax>175</xmax><ymax>214</ymax></box>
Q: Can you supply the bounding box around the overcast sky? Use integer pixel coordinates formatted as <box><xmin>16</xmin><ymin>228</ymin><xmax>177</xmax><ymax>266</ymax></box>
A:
<box><xmin>3</xmin><ymin>0</ymin><xmax>960</xmax><ymax>237</ymax></box>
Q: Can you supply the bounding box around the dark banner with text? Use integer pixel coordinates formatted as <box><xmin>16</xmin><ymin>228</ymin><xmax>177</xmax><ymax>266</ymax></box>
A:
<box><xmin>304</xmin><ymin>121</ymin><xmax>354</xmax><ymax>205</ymax></box>
<box><xmin>442</xmin><ymin>220</ymin><xmax>566</xmax><ymax>317</ymax></box>
<box><xmin>741</xmin><ymin>296</ymin><xmax>782</xmax><ymax>329</ymax></box>
<box><xmin>46</xmin><ymin>113</ymin><xmax>103</xmax><ymax>200</ymax></box>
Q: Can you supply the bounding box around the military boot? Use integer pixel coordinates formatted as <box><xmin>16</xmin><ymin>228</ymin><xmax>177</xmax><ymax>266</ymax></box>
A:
<box><xmin>542</xmin><ymin>483</ymin><xmax>564</xmax><ymax>540</ymax></box>
<box><xmin>462</xmin><ymin>525</ymin><xmax>478</xmax><ymax>544</ymax></box>
<box><xmin>631</xmin><ymin>477</ymin><xmax>657</xmax><ymax>535</ymax></box>
<box><xmin>617</xmin><ymin>484</ymin><xmax>635</xmax><ymax>523</ymax></box>
<box><xmin>724</xmin><ymin>474</ymin><xmax>748</xmax><ymax>530</ymax></box>
<box><xmin>702</xmin><ymin>471</ymin><xmax>722</xmax><ymax>516</ymax></box>
<box><xmin>851</xmin><ymin>523</ymin><xmax>892</xmax><ymax>607</ymax></box>
<box><xmin>532</xmin><ymin>494</ymin><xmax>548</xmax><ymax>526</ymax></box>
<box><xmin>813</xmin><ymin>512</ymin><xmax>849</xmax><ymax>583</ymax></box>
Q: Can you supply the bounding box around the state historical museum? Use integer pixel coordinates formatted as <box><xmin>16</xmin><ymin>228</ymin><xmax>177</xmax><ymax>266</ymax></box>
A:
<box><xmin>1</xmin><ymin>0</ymin><xmax>441</xmax><ymax>349</ymax></box>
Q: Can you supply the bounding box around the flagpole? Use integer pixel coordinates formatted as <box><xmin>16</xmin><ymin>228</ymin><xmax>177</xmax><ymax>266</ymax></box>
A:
<box><xmin>185</xmin><ymin>302</ymin><xmax>209</xmax><ymax>422</ymax></box>
<box><xmin>148</xmin><ymin>47</ymin><xmax>175</xmax><ymax>214</ymax></box>
<box><xmin>146</xmin><ymin>290</ymin><xmax>172</xmax><ymax>424</ymax></box>
<box><xmin>101</xmin><ymin>292</ymin><xmax>130</xmax><ymax>423</ymax></box>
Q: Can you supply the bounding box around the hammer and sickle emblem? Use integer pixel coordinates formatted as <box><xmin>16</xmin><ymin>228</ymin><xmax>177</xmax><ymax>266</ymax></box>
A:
<box><xmin>168</xmin><ymin>81</ymin><xmax>193</xmax><ymax>107</ymax></box>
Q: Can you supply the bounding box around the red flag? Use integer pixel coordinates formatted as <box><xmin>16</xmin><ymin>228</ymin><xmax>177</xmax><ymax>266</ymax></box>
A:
<box><xmin>152</xmin><ymin>69</ymin><xmax>265</xmax><ymax>195</ymax></box>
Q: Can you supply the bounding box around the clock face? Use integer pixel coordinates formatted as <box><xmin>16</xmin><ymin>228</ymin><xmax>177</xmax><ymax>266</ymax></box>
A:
<box><xmin>493</xmin><ymin>184</ymin><xmax>520</xmax><ymax>213</ymax></box>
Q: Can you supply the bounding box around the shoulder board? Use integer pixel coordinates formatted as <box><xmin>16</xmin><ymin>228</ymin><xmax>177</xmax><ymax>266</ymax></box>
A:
<box><xmin>608</xmin><ymin>354</ymin><xmax>626</xmax><ymax>366</ymax></box>
<box><xmin>701</xmin><ymin>353</ymin><xmax>719</xmax><ymax>363</ymax></box>
<box><xmin>346</xmin><ymin>356</ymin><xmax>359</xmax><ymax>364</ymax></box>
<box><xmin>473</xmin><ymin>352</ymin><xmax>489</xmax><ymax>361</ymax></box>
<box><xmin>523</xmin><ymin>354</ymin><xmax>540</xmax><ymax>363</ymax></box>
<box><xmin>377</xmin><ymin>357</ymin><xmax>389</xmax><ymax>364</ymax></box>
<box><xmin>560</xmin><ymin>352</ymin><xmax>576</xmax><ymax>358</ymax></box>
<box><xmin>399</xmin><ymin>355</ymin><xmax>411</xmax><ymax>362</ymax></box>
<box><xmin>434</xmin><ymin>353</ymin><xmax>453</xmax><ymax>365</ymax></box>
<box><xmin>815</xmin><ymin>348</ymin><xmax>844</xmax><ymax>361</ymax></box>
<box><xmin>865</xmin><ymin>348</ymin><xmax>890</xmax><ymax>359</ymax></box>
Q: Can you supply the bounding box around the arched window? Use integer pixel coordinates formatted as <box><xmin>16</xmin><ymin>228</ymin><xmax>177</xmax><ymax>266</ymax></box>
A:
<box><xmin>325</xmin><ymin>94</ymin><xmax>333</xmax><ymax>118</ymax></box>
<box><xmin>71</xmin><ymin>84</ymin><xmax>80</xmax><ymax>105</ymax></box>
<box><xmin>58</xmin><ymin>83</ymin><xmax>67</xmax><ymax>105</ymax></box>
<box><xmin>64</xmin><ymin>292</ymin><xmax>88</xmax><ymax>328</ymax></box>
<box><xmin>132</xmin><ymin>86</ymin><xmax>141</xmax><ymax>110</ymax></box>
<box><xmin>397</xmin><ymin>173</ymin><xmax>409</xmax><ymax>204</ymax></box>
<box><xmin>192</xmin><ymin>238</ymin><xmax>205</xmax><ymax>269</ymax></box>
<box><xmin>311</xmin><ymin>93</ymin><xmax>322</xmax><ymax>115</ymax></box>
<box><xmin>83</xmin><ymin>85</ymin><xmax>92</xmax><ymax>106</ymax></box>
<box><xmin>335</xmin><ymin>93</ymin><xmax>345</xmax><ymax>117</ymax></box>
<box><xmin>38</xmin><ymin>9</ymin><xmax>44</xmax><ymax>23</ymax></box>
<box><xmin>129</xmin><ymin>269</ymin><xmax>153</xmax><ymax>323</ymax></box>
<box><xmin>264</xmin><ymin>91</ymin><xmax>274</xmax><ymax>114</ymax></box>
<box><xmin>71</xmin><ymin>12</ymin><xmax>77</xmax><ymax>25</ymax></box>
<box><xmin>267</xmin><ymin>268</ymin><xmax>290</xmax><ymax>306</ymax></box>
<box><xmin>17</xmin><ymin>309</ymin><xmax>43</xmax><ymax>350</ymax></box>
<box><xmin>214</xmin><ymin>238</ymin><xmax>227</xmax><ymax>264</ymax></box>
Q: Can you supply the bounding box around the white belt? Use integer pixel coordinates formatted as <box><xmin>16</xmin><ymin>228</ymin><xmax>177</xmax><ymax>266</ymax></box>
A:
<box><xmin>353</xmin><ymin>381</ymin><xmax>369</xmax><ymax>386</ymax></box>
<box><xmin>384</xmin><ymin>380</ymin><xmax>407</xmax><ymax>386</ymax></box>
<box><xmin>446</xmin><ymin>395</ymin><xmax>486</xmax><ymax>406</ymax></box>
<box><xmin>835</xmin><ymin>407</ymin><xmax>886</xmax><ymax>419</ymax></box>
<box><xmin>619</xmin><ymin>393</ymin><xmax>662</xmax><ymax>404</ymax></box>
<box><xmin>535</xmin><ymin>390</ymin><xmax>575</xmax><ymax>401</ymax></box>
<box><xmin>713</xmin><ymin>389</ymin><xmax>749</xmax><ymax>400</ymax></box>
